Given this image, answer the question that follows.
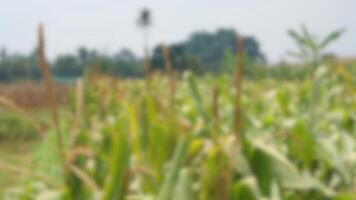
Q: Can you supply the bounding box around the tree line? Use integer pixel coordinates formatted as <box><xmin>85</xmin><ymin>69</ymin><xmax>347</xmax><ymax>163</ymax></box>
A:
<box><xmin>0</xmin><ymin>28</ymin><xmax>265</xmax><ymax>82</ymax></box>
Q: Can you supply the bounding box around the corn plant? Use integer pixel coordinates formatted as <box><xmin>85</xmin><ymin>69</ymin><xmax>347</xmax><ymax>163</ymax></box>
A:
<box><xmin>288</xmin><ymin>25</ymin><xmax>345</xmax><ymax>72</ymax></box>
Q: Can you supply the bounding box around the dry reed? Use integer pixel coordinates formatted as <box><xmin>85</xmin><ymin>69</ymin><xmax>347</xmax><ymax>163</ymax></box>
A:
<box><xmin>74</xmin><ymin>78</ymin><xmax>84</xmax><ymax>128</ymax></box>
<box><xmin>144</xmin><ymin>46</ymin><xmax>151</xmax><ymax>91</ymax></box>
<box><xmin>211</xmin><ymin>85</ymin><xmax>219</xmax><ymax>121</ymax></box>
<box><xmin>37</xmin><ymin>23</ymin><xmax>67</xmax><ymax>177</ymax></box>
<box><xmin>0</xmin><ymin>83</ymin><xmax>68</xmax><ymax>109</ymax></box>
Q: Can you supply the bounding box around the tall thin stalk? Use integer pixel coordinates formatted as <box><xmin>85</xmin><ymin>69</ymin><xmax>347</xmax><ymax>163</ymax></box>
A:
<box><xmin>144</xmin><ymin>46</ymin><xmax>151</xmax><ymax>91</ymax></box>
<box><xmin>161</xmin><ymin>43</ymin><xmax>175</xmax><ymax>108</ymax></box>
<box><xmin>211</xmin><ymin>86</ymin><xmax>219</xmax><ymax>121</ymax></box>
<box><xmin>74</xmin><ymin>78</ymin><xmax>84</xmax><ymax>128</ymax></box>
<box><xmin>234</xmin><ymin>36</ymin><xmax>245</xmax><ymax>142</ymax></box>
<box><xmin>37</xmin><ymin>23</ymin><xmax>67</xmax><ymax>177</ymax></box>
<box><xmin>211</xmin><ymin>85</ymin><xmax>220</xmax><ymax>143</ymax></box>
<box><xmin>137</xmin><ymin>8</ymin><xmax>152</xmax><ymax>91</ymax></box>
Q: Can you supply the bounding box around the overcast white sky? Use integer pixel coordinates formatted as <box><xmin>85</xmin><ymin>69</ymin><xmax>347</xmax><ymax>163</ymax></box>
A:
<box><xmin>0</xmin><ymin>0</ymin><xmax>355</xmax><ymax>62</ymax></box>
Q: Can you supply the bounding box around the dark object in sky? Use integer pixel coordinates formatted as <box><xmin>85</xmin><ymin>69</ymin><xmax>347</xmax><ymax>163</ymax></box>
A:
<box><xmin>137</xmin><ymin>8</ymin><xmax>152</xmax><ymax>28</ymax></box>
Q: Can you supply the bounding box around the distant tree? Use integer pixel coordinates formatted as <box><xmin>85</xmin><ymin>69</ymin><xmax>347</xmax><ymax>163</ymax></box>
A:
<box><xmin>53</xmin><ymin>55</ymin><xmax>82</xmax><ymax>77</ymax></box>
<box><xmin>93</xmin><ymin>56</ymin><xmax>113</xmax><ymax>74</ymax></box>
<box><xmin>0</xmin><ymin>26</ymin><xmax>268</xmax><ymax>80</ymax></box>
<box><xmin>151</xmin><ymin>43</ymin><xmax>203</xmax><ymax>72</ymax></box>
<box><xmin>112</xmin><ymin>49</ymin><xmax>143</xmax><ymax>77</ymax></box>
<box><xmin>78</xmin><ymin>47</ymin><xmax>89</xmax><ymax>64</ymax></box>
<box><xmin>115</xmin><ymin>48</ymin><xmax>137</xmax><ymax>63</ymax></box>
<box><xmin>0</xmin><ymin>46</ymin><xmax>143</xmax><ymax>81</ymax></box>
<box><xmin>151</xmin><ymin>28</ymin><xmax>265</xmax><ymax>73</ymax></box>
<box><xmin>0</xmin><ymin>48</ymin><xmax>41</xmax><ymax>81</ymax></box>
<box><xmin>76</xmin><ymin>47</ymin><xmax>99</xmax><ymax>67</ymax></box>
<box><xmin>27</xmin><ymin>48</ymin><xmax>41</xmax><ymax>79</ymax></box>
<box><xmin>288</xmin><ymin>25</ymin><xmax>345</xmax><ymax>70</ymax></box>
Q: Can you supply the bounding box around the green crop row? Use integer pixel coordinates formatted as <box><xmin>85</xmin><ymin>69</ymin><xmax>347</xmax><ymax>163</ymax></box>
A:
<box><xmin>2</xmin><ymin>64</ymin><xmax>355</xmax><ymax>200</ymax></box>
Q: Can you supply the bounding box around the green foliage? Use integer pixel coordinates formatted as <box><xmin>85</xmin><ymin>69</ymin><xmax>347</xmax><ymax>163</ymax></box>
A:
<box><xmin>3</xmin><ymin>64</ymin><xmax>355</xmax><ymax>200</ymax></box>
<box><xmin>0</xmin><ymin>47</ymin><xmax>143</xmax><ymax>81</ymax></box>
<box><xmin>157</xmin><ymin>136</ymin><xmax>191</xmax><ymax>200</ymax></box>
<box><xmin>103</xmin><ymin>120</ymin><xmax>131</xmax><ymax>200</ymax></box>
<box><xmin>0</xmin><ymin>49</ymin><xmax>41</xmax><ymax>82</ymax></box>
<box><xmin>172</xmin><ymin>168</ymin><xmax>195</xmax><ymax>200</ymax></box>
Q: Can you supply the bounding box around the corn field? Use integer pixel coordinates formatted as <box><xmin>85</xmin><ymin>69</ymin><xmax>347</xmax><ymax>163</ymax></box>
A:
<box><xmin>1</xmin><ymin>61</ymin><xmax>355</xmax><ymax>199</ymax></box>
<box><xmin>0</xmin><ymin>23</ymin><xmax>355</xmax><ymax>200</ymax></box>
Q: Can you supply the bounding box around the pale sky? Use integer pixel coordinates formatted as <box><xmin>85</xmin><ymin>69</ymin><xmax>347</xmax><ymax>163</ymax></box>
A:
<box><xmin>0</xmin><ymin>0</ymin><xmax>355</xmax><ymax>62</ymax></box>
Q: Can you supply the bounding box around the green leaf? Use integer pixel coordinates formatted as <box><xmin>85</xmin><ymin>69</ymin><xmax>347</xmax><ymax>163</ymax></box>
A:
<box><xmin>172</xmin><ymin>168</ymin><xmax>195</xmax><ymax>200</ymax></box>
<box><xmin>231</xmin><ymin>176</ymin><xmax>261</xmax><ymax>200</ymax></box>
<box><xmin>301</xmin><ymin>24</ymin><xmax>318</xmax><ymax>51</ymax></box>
<box><xmin>320</xmin><ymin>29</ymin><xmax>346</xmax><ymax>49</ymax></box>
<box><xmin>288</xmin><ymin>30</ymin><xmax>305</xmax><ymax>46</ymax></box>
<box><xmin>103</xmin><ymin>122</ymin><xmax>131</xmax><ymax>200</ymax></box>
<box><xmin>157</xmin><ymin>136</ymin><xmax>191</xmax><ymax>200</ymax></box>
<box><xmin>288</xmin><ymin>120</ymin><xmax>316</xmax><ymax>165</ymax></box>
<box><xmin>186</xmin><ymin>72</ymin><xmax>206</xmax><ymax>119</ymax></box>
<box><xmin>251</xmin><ymin>139</ymin><xmax>334</xmax><ymax>197</ymax></box>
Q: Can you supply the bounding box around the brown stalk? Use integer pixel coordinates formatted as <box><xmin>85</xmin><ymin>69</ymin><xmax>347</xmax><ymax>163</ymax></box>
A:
<box><xmin>0</xmin><ymin>96</ymin><xmax>44</xmax><ymax>137</ymax></box>
<box><xmin>211</xmin><ymin>85</ymin><xmax>220</xmax><ymax>143</ymax></box>
<box><xmin>234</xmin><ymin>36</ymin><xmax>245</xmax><ymax>141</ymax></box>
<box><xmin>212</xmin><ymin>155</ymin><xmax>232</xmax><ymax>200</ymax></box>
<box><xmin>37</xmin><ymin>23</ymin><xmax>67</xmax><ymax>177</ymax></box>
<box><xmin>74</xmin><ymin>78</ymin><xmax>84</xmax><ymax>128</ymax></box>
<box><xmin>70</xmin><ymin>164</ymin><xmax>100</xmax><ymax>192</ymax></box>
<box><xmin>211</xmin><ymin>86</ymin><xmax>231</xmax><ymax>200</ymax></box>
<box><xmin>211</xmin><ymin>85</ymin><xmax>219</xmax><ymax>121</ymax></box>
<box><xmin>161</xmin><ymin>43</ymin><xmax>176</xmax><ymax>108</ymax></box>
<box><xmin>66</xmin><ymin>146</ymin><xmax>93</xmax><ymax>164</ymax></box>
<box><xmin>144</xmin><ymin>46</ymin><xmax>151</xmax><ymax>91</ymax></box>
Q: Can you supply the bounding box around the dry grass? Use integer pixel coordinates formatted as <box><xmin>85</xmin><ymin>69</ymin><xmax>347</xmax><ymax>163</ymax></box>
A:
<box><xmin>37</xmin><ymin>23</ymin><xmax>68</xmax><ymax>179</ymax></box>
<box><xmin>0</xmin><ymin>82</ymin><xmax>68</xmax><ymax>109</ymax></box>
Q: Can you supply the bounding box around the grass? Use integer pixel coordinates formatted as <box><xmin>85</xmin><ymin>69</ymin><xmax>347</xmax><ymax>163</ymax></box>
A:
<box><xmin>0</xmin><ymin>109</ymin><xmax>52</xmax><ymax>140</ymax></box>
